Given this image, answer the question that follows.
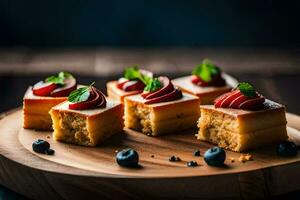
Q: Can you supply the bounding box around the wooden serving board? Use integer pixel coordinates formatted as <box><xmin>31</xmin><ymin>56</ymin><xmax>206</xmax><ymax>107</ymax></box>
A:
<box><xmin>0</xmin><ymin>110</ymin><xmax>300</xmax><ymax>200</ymax></box>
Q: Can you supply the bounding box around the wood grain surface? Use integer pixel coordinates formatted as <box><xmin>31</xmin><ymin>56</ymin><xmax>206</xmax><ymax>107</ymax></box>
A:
<box><xmin>1</xmin><ymin>48</ymin><xmax>300</xmax><ymax>75</ymax></box>
<box><xmin>0</xmin><ymin>110</ymin><xmax>300</xmax><ymax>199</ymax></box>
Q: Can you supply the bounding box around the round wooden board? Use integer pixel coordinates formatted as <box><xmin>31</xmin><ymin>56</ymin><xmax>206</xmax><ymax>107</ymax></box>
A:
<box><xmin>1</xmin><ymin>110</ymin><xmax>300</xmax><ymax>200</ymax></box>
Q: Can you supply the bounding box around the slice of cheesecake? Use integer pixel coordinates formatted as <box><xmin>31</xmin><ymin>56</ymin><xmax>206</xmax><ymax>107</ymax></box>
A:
<box><xmin>197</xmin><ymin>100</ymin><xmax>288</xmax><ymax>152</ymax></box>
<box><xmin>107</xmin><ymin>67</ymin><xmax>153</xmax><ymax>103</ymax></box>
<box><xmin>49</xmin><ymin>99</ymin><xmax>124</xmax><ymax>146</ymax></box>
<box><xmin>172</xmin><ymin>75</ymin><xmax>235</xmax><ymax>105</ymax></box>
<box><xmin>23</xmin><ymin>72</ymin><xmax>77</xmax><ymax>130</ymax></box>
<box><xmin>23</xmin><ymin>87</ymin><xmax>67</xmax><ymax>130</ymax></box>
<box><xmin>173</xmin><ymin>59</ymin><xmax>237</xmax><ymax>105</ymax></box>
<box><xmin>124</xmin><ymin>93</ymin><xmax>200</xmax><ymax>136</ymax></box>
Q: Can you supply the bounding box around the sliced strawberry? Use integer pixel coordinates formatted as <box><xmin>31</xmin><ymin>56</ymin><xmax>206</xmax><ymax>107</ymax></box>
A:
<box><xmin>69</xmin><ymin>87</ymin><xmax>106</xmax><ymax>110</ymax></box>
<box><xmin>214</xmin><ymin>92</ymin><xmax>230</xmax><ymax>107</ymax></box>
<box><xmin>214</xmin><ymin>91</ymin><xmax>234</xmax><ymax>107</ymax></box>
<box><xmin>229</xmin><ymin>93</ymin><xmax>248</xmax><ymax>108</ymax></box>
<box><xmin>32</xmin><ymin>81</ymin><xmax>58</xmax><ymax>96</ymax></box>
<box><xmin>191</xmin><ymin>75</ymin><xmax>201</xmax><ymax>84</ymax></box>
<box><xmin>218</xmin><ymin>90</ymin><xmax>241</xmax><ymax>108</ymax></box>
<box><xmin>239</xmin><ymin>96</ymin><xmax>265</xmax><ymax>110</ymax></box>
<box><xmin>191</xmin><ymin>74</ymin><xmax>226</xmax><ymax>87</ymax></box>
<box><xmin>51</xmin><ymin>77</ymin><xmax>77</xmax><ymax>97</ymax></box>
<box><xmin>117</xmin><ymin>78</ymin><xmax>129</xmax><ymax>89</ymax></box>
<box><xmin>215</xmin><ymin>88</ymin><xmax>265</xmax><ymax>110</ymax></box>
<box><xmin>144</xmin><ymin>89</ymin><xmax>182</xmax><ymax>104</ymax></box>
<box><xmin>122</xmin><ymin>80</ymin><xmax>145</xmax><ymax>91</ymax></box>
<box><xmin>143</xmin><ymin>76</ymin><xmax>174</xmax><ymax>99</ymax></box>
<box><xmin>197</xmin><ymin>81</ymin><xmax>210</xmax><ymax>87</ymax></box>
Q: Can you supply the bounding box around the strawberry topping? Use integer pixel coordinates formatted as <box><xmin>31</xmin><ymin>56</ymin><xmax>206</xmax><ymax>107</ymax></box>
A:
<box><xmin>116</xmin><ymin>68</ymin><xmax>153</xmax><ymax>92</ymax></box>
<box><xmin>214</xmin><ymin>84</ymin><xmax>265</xmax><ymax>110</ymax></box>
<box><xmin>191</xmin><ymin>74</ymin><xmax>226</xmax><ymax>87</ymax></box>
<box><xmin>32</xmin><ymin>72</ymin><xmax>77</xmax><ymax>97</ymax></box>
<box><xmin>32</xmin><ymin>81</ymin><xmax>58</xmax><ymax>96</ymax></box>
<box><xmin>69</xmin><ymin>87</ymin><xmax>106</xmax><ymax>110</ymax></box>
<box><xmin>142</xmin><ymin>76</ymin><xmax>182</xmax><ymax>104</ymax></box>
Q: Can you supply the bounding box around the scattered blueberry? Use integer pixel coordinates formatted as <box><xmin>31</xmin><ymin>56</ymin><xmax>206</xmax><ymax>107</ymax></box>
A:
<box><xmin>194</xmin><ymin>150</ymin><xmax>201</xmax><ymax>156</ymax></box>
<box><xmin>187</xmin><ymin>161</ymin><xmax>198</xmax><ymax>167</ymax></box>
<box><xmin>204</xmin><ymin>147</ymin><xmax>226</xmax><ymax>166</ymax></box>
<box><xmin>276</xmin><ymin>141</ymin><xmax>298</xmax><ymax>157</ymax></box>
<box><xmin>45</xmin><ymin>149</ymin><xmax>55</xmax><ymax>155</ymax></box>
<box><xmin>116</xmin><ymin>148</ymin><xmax>139</xmax><ymax>167</ymax></box>
<box><xmin>32</xmin><ymin>139</ymin><xmax>50</xmax><ymax>154</ymax></box>
<box><xmin>169</xmin><ymin>156</ymin><xmax>176</xmax><ymax>162</ymax></box>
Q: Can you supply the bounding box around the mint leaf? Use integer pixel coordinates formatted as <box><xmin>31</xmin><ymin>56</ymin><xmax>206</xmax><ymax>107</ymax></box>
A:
<box><xmin>144</xmin><ymin>78</ymin><xmax>162</xmax><ymax>92</ymax></box>
<box><xmin>192</xmin><ymin>59</ymin><xmax>220</xmax><ymax>82</ymax></box>
<box><xmin>124</xmin><ymin>65</ymin><xmax>140</xmax><ymax>79</ymax></box>
<box><xmin>45</xmin><ymin>76</ymin><xmax>65</xmax><ymax>85</ymax></box>
<box><xmin>124</xmin><ymin>66</ymin><xmax>151</xmax><ymax>85</ymax></box>
<box><xmin>46</xmin><ymin>71</ymin><xmax>74</xmax><ymax>85</ymax></box>
<box><xmin>237</xmin><ymin>82</ymin><xmax>256</xmax><ymax>97</ymax></box>
<box><xmin>68</xmin><ymin>82</ymin><xmax>94</xmax><ymax>103</ymax></box>
<box><xmin>58</xmin><ymin>71</ymin><xmax>73</xmax><ymax>79</ymax></box>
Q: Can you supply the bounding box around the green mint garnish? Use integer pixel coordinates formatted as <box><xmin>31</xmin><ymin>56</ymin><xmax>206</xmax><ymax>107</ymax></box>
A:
<box><xmin>124</xmin><ymin>66</ymin><xmax>152</xmax><ymax>85</ymax></box>
<box><xmin>144</xmin><ymin>78</ymin><xmax>162</xmax><ymax>92</ymax></box>
<box><xmin>46</xmin><ymin>71</ymin><xmax>73</xmax><ymax>85</ymax></box>
<box><xmin>68</xmin><ymin>82</ymin><xmax>94</xmax><ymax>103</ymax></box>
<box><xmin>237</xmin><ymin>82</ymin><xmax>256</xmax><ymax>97</ymax></box>
<box><xmin>192</xmin><ymin>59</ymin><xmax>220</xmax><ymax>82</ymax></box>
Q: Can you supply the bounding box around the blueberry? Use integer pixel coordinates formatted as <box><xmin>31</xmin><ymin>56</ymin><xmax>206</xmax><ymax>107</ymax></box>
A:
<box><xmin>32</xmin><ymin>139</ymin><xmax>50</xmax><ymax>154</ymax></box>
<box><xmin>194</xmin><ymin>150</ymin><xmax>201</xmax><ymax>156</ymax></box>
<box><xmin>116</xmin><ymin>148</ymin><xmax>139</xmax><ymax>167</ymax></box>
<box><xmin>187</xmin><ymin>161</ymin><xmax>198</xmax><ymax>167</ymax></box>
<box><xmin>276</xmin><ymin>141</ymin><xmax>298</xmax><ymax>157</ymax></box>
<box><xmin>204</xmin><ymin>147</ymin><xmax>226</xmax><ymax>166</ymax></box>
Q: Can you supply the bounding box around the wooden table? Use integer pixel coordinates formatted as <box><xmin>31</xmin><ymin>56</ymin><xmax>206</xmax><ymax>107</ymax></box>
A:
<box><xmin>0</xmin><ymin>48</ymin><xmax>299</xmax><ymax>199</ymax></box>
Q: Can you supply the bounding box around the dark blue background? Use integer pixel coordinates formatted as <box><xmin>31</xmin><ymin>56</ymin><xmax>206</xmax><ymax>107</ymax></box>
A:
<box><xmin>1</xmin><ymin>0</ymin><xmax>300</xmax><ymax>47</ymax></box>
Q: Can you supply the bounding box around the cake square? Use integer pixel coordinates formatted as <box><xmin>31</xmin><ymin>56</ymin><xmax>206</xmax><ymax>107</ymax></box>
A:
<box><xmin>106</xmin><ymin>81</ymin><xmax>141</xmax><ymax>103</ymax></box>
<box><xmin>172</xmin><ymin>75</ymin><xmax>235</xmax><ymax>105</ymax></box>
<box><xmin>197</xmin><ymin>100</ymin><xmax>288</xmax><ymax>152</ymax></box>
<box><xmin>23</xmin><ymin>87</ymin><xmax>67</xmax><ymax>130</ymax></box>
<box><xmin>49</xmin><ymin>99</ymin><xmax>124</xmax><ymax>146</ymax></box>
<box><xmin>124</xmin><ymin>93</ymin><xmax>200</xmax><ymax>136</ymax></box>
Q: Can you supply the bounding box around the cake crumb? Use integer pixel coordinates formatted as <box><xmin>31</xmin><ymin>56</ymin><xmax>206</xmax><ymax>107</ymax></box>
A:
<box><xmin>239</xmin><ymin>154</ymin><xmax>253</xmax><ymax>163</ymax></box>
<box><xmin>46</xmin><ymin>135</ymin><xmax>51</xmax><ymax>139</ymax></box>
<box><xmin>245</xmin><ymin>154</ymin><xmax>253</xmax><ymax>161</ymax></box>
<box><xmin>169</xmin><ymin>156</ymin><xmax>176</xmax><ymax>162</ymax></box>
<box><xmin>151</xmin><ymin>155</ymin><xmax>154</xmax><ymax>158</ymax></box>
<box><xmin>169</xmin><ymin>156</ymin><xmax>181</xmax><ymax>162</ymax></box>
<box><xmin>230</xmin><ymin>158</ymin><xmax>235</xmax><ymax>163</ymax></box>
<box><xmin>115</xmin><ymin>150</ymin><xmax>119</xmax><ymax>153</ymax></box>
<box><xmin>239</xmin><ymin>156</ymin><xmax>246</xmax><ymax>163</ymax></box>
